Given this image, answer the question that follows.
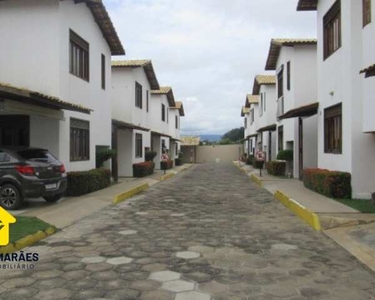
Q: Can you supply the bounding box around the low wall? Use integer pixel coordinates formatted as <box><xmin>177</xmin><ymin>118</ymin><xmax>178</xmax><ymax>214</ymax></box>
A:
<box><xmin>196</xmin><ymin>144</ymin><xmax>243</xmax><ymax>163</ymax></box>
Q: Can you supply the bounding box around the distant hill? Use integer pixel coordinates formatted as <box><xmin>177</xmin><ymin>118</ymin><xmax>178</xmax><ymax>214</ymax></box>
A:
<box><xmin>199</xmin><ymin>134</ymin><xmax>222</xmax><ymax>142</ymax></box>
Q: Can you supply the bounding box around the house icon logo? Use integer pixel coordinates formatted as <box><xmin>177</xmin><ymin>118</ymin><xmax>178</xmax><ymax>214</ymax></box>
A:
<box><xmin>0</xmin><ymin>207</ymin><xmax>16</xmax><ymax>246</ymax></box>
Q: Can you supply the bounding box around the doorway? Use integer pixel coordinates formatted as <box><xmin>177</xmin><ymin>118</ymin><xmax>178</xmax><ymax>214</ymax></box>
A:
<box><xmin>299</xmin><ymin>118</ymin><xmax>303</xmax><ymax>180</ymax></box>
<box><xmin>0</xmin><ymin>115</ymin><xmax>29</xmax><ymax>147</ymax></box>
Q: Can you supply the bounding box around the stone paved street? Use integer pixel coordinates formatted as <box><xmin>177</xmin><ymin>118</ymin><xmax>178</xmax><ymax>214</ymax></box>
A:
<box><xmin>1</xmin><ymin>163</ymin><xmax>375</xmax><ymax>300</ymax></box>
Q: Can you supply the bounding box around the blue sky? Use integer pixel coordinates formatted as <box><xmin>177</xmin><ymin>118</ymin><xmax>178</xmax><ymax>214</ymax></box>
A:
<box><xmin>104</xmin><ymin>0</ymin><xmax>316</xmax><ymax>135</ymax></box>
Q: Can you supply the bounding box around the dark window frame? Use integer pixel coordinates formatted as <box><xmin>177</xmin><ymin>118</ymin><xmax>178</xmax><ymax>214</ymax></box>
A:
<box><xmin>70</xmin><ymin>118</ymin><xmax>90</xmax><ymax>162</ymax></box>
<box><xmin>323</xmin><ymin>0</ymin><xmax>341</xmax><ymax>60</ymax></box>
<box><xmin>278</xmin><ymin>126</ymin><xmax>284</xmax><ymax>152</ymax></box>
<box><xmin>277</xmin><ymin>66</ymin><xmax>284</xmax><ymax>99</ymax></box>
<box><xmin>101</xmin><ymin>54</ymin><xmax>106</xmax><ymax>90</ymax></box>
<box><xmin>363</xmin><ymin>0</ymin><xmax>372</xmax><ymax>27</ymax></box>
<box><xmin>69</xmin><ymin>30</ymin><xmax>90</xmax><ymax>82</ymax></box>
<box><xmin>135</xmin><ymin>133</ymin><xmax>143</xmax><ymax>158</ymax></box>
<box><xmin>146</xmin><ymin>90</ymin><xmax>149</xmax><ymax>112</ymax></box>
<box><xmin>162</xmin><ymin>103</ymin><xmax>166</xmax><ymax>122</ymax></box>
<box><xmin>324</xmin><ymin>103</ymin><xmax>342</xmax><ymax>154</ymax></box>
<box><xmin>287</xmin><ymin>61</ymin><xmax>291</xmax><ymax>91</ymax></box>
<box><xmin>175</xmin><ymin>115</ymin><xmax>179</xmax><ymax>129</ymax></box>
<box><xmin>135</xmin><ymin>82</ymin><xmax>143</xmax><ymax>109</ymax></box>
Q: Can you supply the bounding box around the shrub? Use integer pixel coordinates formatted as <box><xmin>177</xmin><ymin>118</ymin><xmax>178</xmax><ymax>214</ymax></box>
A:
<box><xmin>303</xmin><ymin>168</ymin><xmax>352</xmax><ymax>199</ymax></box>
<box><xmin>178</xmin><ymin>151</ymin><xmax>184</xmax><ymax>159</ymax></box>
<box><xmin>277</xmin><ymin>150</ymin><xmax>294</xmax><ymax>162</ymax></box>
<box><xmin>66</xmin><ymin>168</ymin><xmax>111</xmax><ymax>197</ymax></box>
<box><xmin>161</xmin><ymin>160</ymin><xmax>174</xmax><ymax>170</ymax></box>
<box><xmin>145</xmin><ymin>151</ymin><xmax>157</xmax><ymax>162</ymax></box>
<box><xmin>175</xmin><ymin>158</ymin><xmax>183</xmax><ymax>166</ymax></box>
<box><xmin>96</xmin><ymin>149</ymin><xmax>116</xmax><ymax>168</ymax></box>
<box><xmin>133</xmin><ymin>161</ymin><xmax>155</xmax><ymax>178</ymax></box>
<box><xmin>266</xmin><ymin>161</ymin><xmax>286</xmax><ymax>176</ymax></box>
<box><xmin>253</xmin><ymin>159</ymin><xmax>264</xmax><ymax>169</ymax></box>
<box><xmin>246</xmin><ymin>155</ymin><xmax>254</xmax><ymax>165</ymax></box>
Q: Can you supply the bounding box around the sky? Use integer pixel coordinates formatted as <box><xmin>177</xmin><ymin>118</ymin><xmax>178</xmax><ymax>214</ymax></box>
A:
<box><xmin>104</xmin><ymin>0</ymin><xmax>317</xmax><ymax>136</ymax></box>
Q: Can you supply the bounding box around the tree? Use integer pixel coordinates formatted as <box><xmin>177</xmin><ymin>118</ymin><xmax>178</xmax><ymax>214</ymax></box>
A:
<box><xmin>221</xmin><ymin>127</ymin><xmax>245</xmax><ymax>143</ymax></box>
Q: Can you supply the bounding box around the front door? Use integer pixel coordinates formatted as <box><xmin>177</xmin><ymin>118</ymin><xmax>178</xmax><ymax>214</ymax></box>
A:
<box><xmin>299</xmin><ymin>117</ymin><xmax>303</xmax><ymax>180</ymax></box>
<box><xmin>0</xmin><ymin>115</ymin><xmax>29</xmax><ymax>147</ymax></box>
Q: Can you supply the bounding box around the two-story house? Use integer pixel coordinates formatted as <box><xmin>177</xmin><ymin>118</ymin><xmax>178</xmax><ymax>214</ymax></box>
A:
<box><xmin>150</xmin><ymin>87</ymin><xmax>176</xmax><ymax>169</ymax></box>
<box><xmin>241</xmin><ymin>106</ymin><xmax>251</xmax><ymax>155</ymax></box>
<box><xmin>252</xmin><ymin>75</ymin><xmax>277</xmax><ymax>162</ymax></box>
<box><xmin>297</xmin><ymin>0</ymin><xmax>375</xmax><ymax>198</ymax></box>
<box><xmin>111</xmin><ymin>60</ymin><xmax>159</xmax><ymax>178</ymax></box>
<box><xmin>0</xmin><ymin>0</ymin><xmax>124</xmax><ymax>172</ymax></box>
<box><xmin>169</xmin><ymin>101</ymin><xmax>185</xmax><ymax>160</ymax></box>
<box><xmin>246</xmin><ymin>95</ymin><xmax>260</xmax><ymax>156</ymax></box>
<box><xmin>265</xmin><ymin>38</ymin><xmax>318</xmax><ymax>178</ymax></box>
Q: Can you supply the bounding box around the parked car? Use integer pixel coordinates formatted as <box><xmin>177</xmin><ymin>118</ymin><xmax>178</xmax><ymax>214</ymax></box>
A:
<box><xmin>0</xmin><ymin>147</ymin><xmax>67</xmax><ymax>210</ymax></box>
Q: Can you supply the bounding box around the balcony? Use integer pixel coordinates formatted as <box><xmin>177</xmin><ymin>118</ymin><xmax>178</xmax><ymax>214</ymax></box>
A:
<box><xmin>277</xmin><ymin>96</ymin><xmax>284</xmax><ymax>118</ymax></box>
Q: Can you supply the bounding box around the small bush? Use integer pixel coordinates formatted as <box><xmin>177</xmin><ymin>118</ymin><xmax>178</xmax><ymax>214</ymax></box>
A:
<box><xmin>303</xmin><ymin>168</ymin><xmax>352</xmax><ymax>199</ymax></box>
<box><xmin>246</xmin><ymin>155</ymin><xmax>254</xmax><ymax>165</ymax></box>
<box><xmin>66</xmin><ymin>168</ymin><xmax>111</xmax><ymax>197</ymax></box>
<box><xmin>266</xmin><ymin>161</ymin><xmax>286</xmax><ymax>176</ymax></box>
<box><xmin>145</xmin><ymin>151</ymin><xmax>157</xmax><ymax>162</ymax></box>
<box><xmin>253</xmin><ymin>160</ymin><xmax>264</xmax><ymax>169</ymax></box>
<box><xmin>161</xmin><ymin>160</ymin><xmax>174</xmax><ymax>170</ymax></box>
<box><xmin>277</xmin><ymin>150</ymin><xmax>294</xmax><ymax>162</ymax></box>
<box><xmin>96</xmin><ymin>149</ymin><xmax>116</xmax><ymax>168</ymax></box>
<box><xmin>133</xmin><ymin>161</ymin><xmax>155</xmax><ymax>178</ymax></box>
<box><xmin>175</xmin><ymin>158</ymin><xmax>183</xmax><ymax>166</ymax></box>
<box><xmin>178</xmin><ymin>151</ymin><xmax>184</xmax><ymax>159</ymax></box>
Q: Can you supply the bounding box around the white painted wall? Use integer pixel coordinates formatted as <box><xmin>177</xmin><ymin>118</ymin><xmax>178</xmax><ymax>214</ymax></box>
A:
<box><xmin>150</xmin><ymin>94</ymin><xmax>170</xmax><ymax>135</ymax></box>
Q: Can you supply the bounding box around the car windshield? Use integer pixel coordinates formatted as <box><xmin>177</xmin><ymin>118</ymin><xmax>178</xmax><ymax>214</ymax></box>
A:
<box><xmin>16</xmin><ymin>149</ymin><xmax>58</xmax><ymax>163</ymax></box>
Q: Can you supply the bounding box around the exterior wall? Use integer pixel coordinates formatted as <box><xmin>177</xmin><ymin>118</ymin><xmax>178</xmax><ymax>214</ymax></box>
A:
<box><xmin>169</xmin><ymin>109</ymin><xmax>181</xmax><ymax>140</ymax></box>
<box><xmin>316</xmin><ymin>0</ymin><xmax>375</xmax><ymax>198</ymax></box>
<box><xmin>150</xmin><ymin>94</ymin><xmax>170</xmax><ymax>136</ymax></box>
<box><xmin>117</xmin><ymin>130</ymin><xmax>133</xmax><ymax>177</ymax></box>
<box><xmin>30</xmin><ymin>116</ymin><xmax>60</xmax><ymax>158</ymax></box>
<box><xmin>195</xmin><ymin>144</ymin><xmax>243</xmax><ymax>163</ymax></box>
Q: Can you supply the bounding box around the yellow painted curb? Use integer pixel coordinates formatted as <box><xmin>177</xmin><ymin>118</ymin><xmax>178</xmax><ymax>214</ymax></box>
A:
<box><xmin>0</xmin><ymin>226</ymin><xmax>56</xmax><ymax>254</ymax></box>
<box><xmin>250</xmin><ymin>174</ymin><xmax>263</xmax><ymax>187</ymax></box>
<box><xmin>161</xmin><ymin>173</ymin><xmax>175</xmax><ymax>181</ymax></box>
<box><xmin>113</xmin><ymin>183</ymin><xmax>149</xmax><ymax>204</ymax></box>
<box><xmin>274</xmin><ymin>190</ymin><xmax>321</xmax><ymax>231</ymax></box>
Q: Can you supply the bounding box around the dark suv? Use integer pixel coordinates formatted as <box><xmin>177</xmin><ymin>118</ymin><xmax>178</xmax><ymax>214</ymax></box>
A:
<box><xmin>0</xmin><ymin>147</ymin><xmax>67</xmax><ymax>210</ymax></box>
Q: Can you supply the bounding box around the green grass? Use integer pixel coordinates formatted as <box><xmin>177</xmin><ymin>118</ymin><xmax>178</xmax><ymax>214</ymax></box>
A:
<box><xmin>9</xmin><ymin>216</ymin><xmax>55</xmax><ymax>243</ymax></box>
<box><xmin>334</xmin><ymin>198</ymin><xmax>375</xmax><ymax>213</ymax></box>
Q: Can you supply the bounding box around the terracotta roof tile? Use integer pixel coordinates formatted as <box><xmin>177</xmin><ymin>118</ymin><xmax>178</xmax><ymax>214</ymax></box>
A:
<box><xmin>252</xmin><ymin>75</ymin><xmax>276</xmax><ymax>95</ymax></box>
<box><xmin>246</xmin><ymin>95</ymin><xmax>259</xmax><ymax>107</ymax></box>
<box><xmin>151</xmin><ymin>87</ymin><xmax>176</xmax><ymax>107</ymax></box>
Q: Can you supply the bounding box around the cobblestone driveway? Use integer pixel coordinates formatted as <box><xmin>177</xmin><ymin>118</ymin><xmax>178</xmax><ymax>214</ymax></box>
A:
<box><xmin>1</xmin><ymin>163</ymin><xmax>375</xmax><ymax>300</ymax></box>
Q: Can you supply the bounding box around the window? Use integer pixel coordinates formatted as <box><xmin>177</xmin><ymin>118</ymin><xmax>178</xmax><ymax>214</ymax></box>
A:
<box><xmin>162</xmin><ymin>104</ymin><xmax>166</xmax><ymax>122</ymax></box>
<box><xmin>287</xmin><ymin>61</ymin><xmax>291</xmax><ymax>91</ymax></box>
<box><xmin>324</xmin><ymin>103</ymin><xmax>342</xmax><ymax>154</ymax></box>
<box><xmin>363</xmin><ymin>0</ymin><xmax>372</xmax><ymax>27</ymax></box>
<box><xmin>323</xmin><ymin>0</ymin><xmax>341</xmax><ymax>60</ymax></box>
<box><xmin>278</xmin><ymin>126</ymin><xmax>284</xmax><ymax>152</ymax></box>
<box><xmin>135</xmin><ymin>133</ymin><xmax>143</xmax><ymax>158</ymax></box>
<box><xmin>70</xmin><ymin>118</ymin><xmax>90</xmax><ymax>161</ymax></box>
<box><xmin>135</xmin><ymin>82</ymin><xmax>142</xmax><ymax>108</ymax></box>
<box><xmin>259</xmin><ymin>94</ymin><xmax>264</xmax><ymax>117</ymax></box>
<box><xmin>277</xmin><ymin>66</ymin><xmax>284</xmax><ymax>99</ymax></box>
<box><xmin>0</xmin><ymin>150</ymin><xmax>10</xmax><ymax>163</ymax></box>
<box><xmin>70</xmin><ymin>30</ymin><xmax>89</xmax><ymax>81</ymax></box>
<box><xmin>175</xmin><ymin>115</ymin><xmax>179</xmax><ymax>129</ymax></box>
<box><xmin>101</xmin><ymin>54</ymin><xmax>106</xmax><ymax>90</ymax></box>
<box><xmin>146</xmin><ymin>91</ymin><xmax>149</xmax><ymax>112</ymax></box>
<box><xmin>244</xmin><ymin>118</ymin><xmax>247</xmax><ymax>129</ymax></box>
<box><xmin>263</xmin><ymin>93</ymin><xmax>267</xmax><ymax>112</ymax></box>
<box><xmin>175</xmin><ymin>143</ymin><xmax>178</xmax><ymax>156</ymax></box>
<box><xmin>250</xmin><ymin>109</ymin><xmax>254</xmax><ymax>124</ymax></box>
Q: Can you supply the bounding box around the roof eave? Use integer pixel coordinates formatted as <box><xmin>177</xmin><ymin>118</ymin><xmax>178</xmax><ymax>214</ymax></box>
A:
<box><xmin>297</xmin><ymin>0</ymin><xmax>318</xmax><ymax>11</ymax></box>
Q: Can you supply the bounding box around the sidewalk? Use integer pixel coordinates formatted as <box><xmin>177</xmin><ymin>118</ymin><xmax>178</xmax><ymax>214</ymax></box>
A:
<box><xmin>14</xmin><ymin>163</ymin><xmax>194</xmax><ymax>229</ymax></box>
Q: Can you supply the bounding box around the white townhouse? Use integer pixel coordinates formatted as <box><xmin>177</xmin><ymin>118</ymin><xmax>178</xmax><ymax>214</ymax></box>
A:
<box><xmin>242</xmin><ymin>95</ymin><xmax>260</xmax><ymax>156</ymax></box>
<box><xmin>111</xmin><ymin>60</ymin><xmax>160</xmax><ymax>178</ymax></box>
<box><xmin>0</xmin><ymin>0</ymin><xmax>124</xmax><ymax>172</ymax></box>
<box><xmin>265</xmin><ymin>38</ymin><xmax>318</xmax><ymax>179</ymax></box>
<box><xmin>252</xmin><ymin>75</ymin><xmax>277</xmax><ymax>162</ymax></box>
<box><xmin>169</xmin><ymin>101</ymin><xmax>185</xmax><ymax>160</ymax></box>
<box><xmin>150</xmin><ymin>87</ymin><xmax>176</xmax><ymax>169</ymax></box>
<box><xmin>297</xmin><ymin>0</ymin><xmax>375</xmax><ymax>198</ymax></box>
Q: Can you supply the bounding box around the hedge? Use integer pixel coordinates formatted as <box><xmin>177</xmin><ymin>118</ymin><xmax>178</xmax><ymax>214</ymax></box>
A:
<box><xmin>66</xmin><ymin>168</ymin><xmax>111</xmax><ymax>197</ymax></box>
<box><xmin>277</xmin><ymin>150</ymin><xmax>293</xmax><ymax>161</ymax></box>
<box><xmin>175</xmin><ymin>158</ymin><xmax>183</xmax><ymax>166</ymax></box>
<box><xmin>253</xmin><ymin>159</ymin><xmax>264</xmax><ymax>169</ymax></box>
<box><xmin>145</xmin><ymin>151</ymin><xmax>157</xmax><ymax>162</ymax></box>
<box><xmin>133</xmin><ymin>161</ymin><xmax>155</xmax><ymax>178</ymax></box>
<box><xmin>303</xmin><ymin>168</ymin><xmax>352</xmax><ymax>199</ymax></box>
<box><xmin>266</xmin><ymin>161</ymin><xmax>286</xmax><ymax>176</ymax></box>
<box><xmin>161</xmin><ymin>160</ymin><xmax>174</xmax><ymax>170</ymax></box>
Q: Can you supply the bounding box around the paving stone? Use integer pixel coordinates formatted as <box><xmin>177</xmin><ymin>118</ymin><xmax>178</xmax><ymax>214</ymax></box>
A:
<box><xmin>61</xmin><ymin>270</ymin><xmax>90</xmax><ymax>280</ymax></box>
<box><xmin>1</xmin><ymin>277</ymin><xmax>36</xmax><ymax>288</ymax></box>
<box><xmin>90</xmin><ymin>271</ymin><xmax>118</xmax><ymax>281</ymax></box>
<box><xmin>175</xmin><ymin>291</ymin><xmax>211</xmax><ymax>300</ymax></box>
<box><xmin>271</xmin><ymin>244</ymin><xmax>298</xmax><ymax>251</ymax></box>
<box><xmin>142</xmin><ymin>263</ymin><xmax>168</xmax><ymax>272</ymax></box>
<box><xmin>176</xmin><ymin>251</ymin><xmax>201</xmax><ymax>259</ymax></box>
<box><xmin>34</xmin><ymin>288</ymin><xmax>72</xmax><ymax>300</ymax></box>
<box><xmin>72</xmin><ymin>289</ymin><xmax>104</xmax><ymax>300</ymax></box>
<box><xmin>183</xmin><ymin>272</ymin><xmax>212</xmax><ymax>283</ymax></box>
<box><xmin>105</xmin><ymin>288</ymin><xmax>140</xmax><ymax>300</ymax></box>
<box><xmin>198</xmin><ymin>281</ymin><xmax>228</xmax><ymax>295</ymax></box>
<box><xmin>106</xmin><ymin>256</ymin><xmax>133</xmax><ymax>265</ymax></box>
<box><xmin>119</xmin><ymin>230</ymin><xmax>138</xmax><ymax>235</ymax></box>
<box><xmin>161</xmin><ymin>279</ymin><xmax>195</xmax><ymax>292</ymax></box>
<box><xmin>140</xmin><ymin>290</ymin><xmax>175</xmax><ymax>300</ymax></box>
<box><xmin>4</xmin><ymin>287</ymin><xmax>39</xmax><ymax>300</ymax></box>
<box><xmin>81</xmin><ymin>256</ymin><xmax>106</xmax><ymax>264</ymax></box>
<box><xmin>86</xmin><ymin>262</ymin><xmax>113</xmax><ymax>272</ymax></box>
<box><xmin>263</xmin><ymin>284</ymin><xmax>298</xmax><ymax>298</ymax></box>
<box><xmin>31</xmin><ymin>269</ymin><xmax>63</xmax><ymax>279</ymax></box>
<box><xmin>149</xmin><ymin>270</ymin><xmax>181</xmax><ymax>282</ymax></box>
<box><xmin>130</xmin><ymin>279</ymin><xmax>161</xmax><ymax>291</ymax></box>
<box><xmin>33</xmin><ymin>278</ymin><xmax>67</xmax><ymax>289</ymax></box>
<box><xmin>96</xmin><ymin>279</ymin><xmax>129</xmax><ymax>290</ymax></box>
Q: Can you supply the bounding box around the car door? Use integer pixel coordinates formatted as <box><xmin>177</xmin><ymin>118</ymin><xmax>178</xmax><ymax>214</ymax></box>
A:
<box><xmin>0</xmin><ymin>150</ymin><xmax>12</xmax><ymax>180</ymax></box>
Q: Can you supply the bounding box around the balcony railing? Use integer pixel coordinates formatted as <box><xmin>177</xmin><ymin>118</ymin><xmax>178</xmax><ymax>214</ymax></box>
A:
<box><xmin>277</xmin><ymin>96</ymin><xmax>284</xmax><ymax>118</ymax></box>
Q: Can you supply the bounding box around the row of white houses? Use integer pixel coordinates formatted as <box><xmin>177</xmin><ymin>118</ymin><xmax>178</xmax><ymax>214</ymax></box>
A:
<box><xmin>242</xmin><ymin>0</ymin><xmax>375</xmax><ymax>199</ymax></box>
<box><xmin>0</xmin><ymin>0</ymin><xmax>184</xmax><ymax>179</ymax></box>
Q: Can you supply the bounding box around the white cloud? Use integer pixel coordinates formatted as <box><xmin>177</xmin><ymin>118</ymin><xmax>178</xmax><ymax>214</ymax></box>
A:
<box><xmin>104</xmin><ymin>0</ymin><xmax>316</xmax><ymax>135</ymax></box>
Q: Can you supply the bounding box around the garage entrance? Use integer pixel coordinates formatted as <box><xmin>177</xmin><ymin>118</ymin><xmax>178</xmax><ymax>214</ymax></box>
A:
<box><xmin>0</xmin><ymin>115</ymin><xmax>29</xmax><ymax>147</ymax></box>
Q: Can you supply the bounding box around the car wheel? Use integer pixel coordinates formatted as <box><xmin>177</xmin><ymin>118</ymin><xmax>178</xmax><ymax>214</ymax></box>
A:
<box><xmin>0</xmin><ymin>184</ymin><xmax>23</xmax><ymax>210</ymax></box>
<box><xmin>43</xmin><ymin>193</ymin><xmax>63</xmax><ymax>203</ymax></box>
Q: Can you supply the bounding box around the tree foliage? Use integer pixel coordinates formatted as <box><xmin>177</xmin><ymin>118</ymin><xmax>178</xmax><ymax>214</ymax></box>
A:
<box><xmin>221</xmin><ymin>127</ymin><xmax>245</xmax><ymax>143</ymax></box>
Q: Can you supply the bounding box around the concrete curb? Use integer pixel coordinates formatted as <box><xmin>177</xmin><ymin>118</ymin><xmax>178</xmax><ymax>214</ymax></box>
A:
<box><xmin>250</xmin><ymin>174</ymin><xmax>263</xmax><ymax>187</ymax></box>
<box><xmin>161</xmin><ymin>173</ymin><xmax>175</xmax><ymax>181</ymax></box>
<box><xmin>113</xmin><ymin>183</ymin><xmax>150</xmax><ymax>204</ymax></box>
<box><xmin>0</xmin><ymin>226</ymin><xmax>56</xmax><ymax>254</ymax></box>
<box><xmin>274</xmin><ymin>190</ymin><xmax>321</xmax><ymax>231</ymax></box>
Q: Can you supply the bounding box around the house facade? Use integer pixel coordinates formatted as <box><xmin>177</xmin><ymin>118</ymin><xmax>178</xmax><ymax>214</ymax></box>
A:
<box><xmin>297</xmin><ymin>0</ymin><xmax>375</xmax><ymax>198</ymax></box>
<box><xmin>265</xmin><ymin>38</ymin><xmax>318</xmax><ymax>178</ymax></box>
<box><xmin>111</xmin><ymin>60</ymin><xmax>159</xmax><ymax>178</ymax></box>
<box><xmin>150</xmin><ymin>87</ymin><xmax>176</xmax><ymax>169</ymax></box>
<box><xmin>0</xmin><ymin>0</ymin><xmax>124</xmax><ymax>172</ymax></box>
<box><xmin>169</xmin><ymin>102</ymin><xmax>185</xmax><ymax>160</ymax></box>
<box><xmin>241</xmin><ymin>106</ymin><xmax>251</xmax><ymax>155</ymax></box>
<box><xmin>252</xmin><ymin>75</ymin><xmax>277</xmax><ymax>162</ymax></box>
<box><xmin>242</xmin><ymin>95</ymin><xmax>259</xmax><ymax>156</ymax></box>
